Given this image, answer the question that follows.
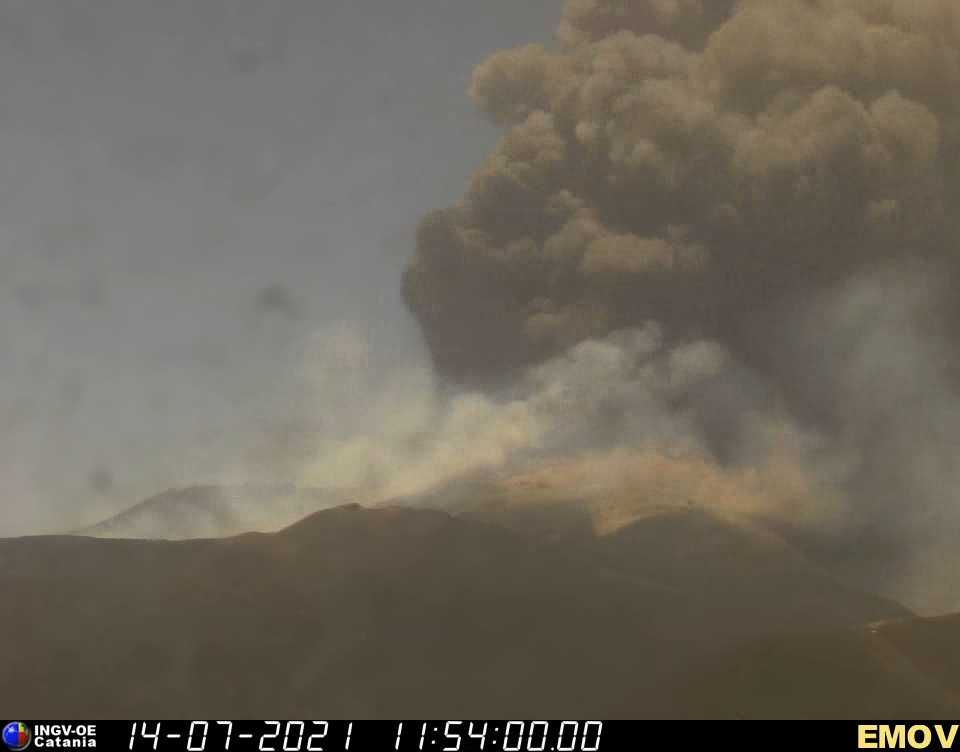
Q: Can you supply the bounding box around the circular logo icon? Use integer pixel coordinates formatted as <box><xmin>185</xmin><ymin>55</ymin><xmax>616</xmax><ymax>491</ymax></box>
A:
<box><xmin>2</xmin><ymin>723</ymin><xmax>30</xmax><ymax>751</ymax></box>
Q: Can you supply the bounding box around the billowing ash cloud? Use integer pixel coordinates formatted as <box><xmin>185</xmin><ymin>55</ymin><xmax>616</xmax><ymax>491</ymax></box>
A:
<box><xmin>404</xmin><ymin>0</ymin><xmax>960</xmax><ymax>382</ymax></box>
<box><xmin>391</xmin><ymin>0</ymin><xmax>960</xmax><ymax>614</ymax></box>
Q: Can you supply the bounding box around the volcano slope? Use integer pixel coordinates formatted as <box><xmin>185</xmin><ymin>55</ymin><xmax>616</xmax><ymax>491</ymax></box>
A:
<box><xmin>76</xmin><ymin>485</ymin><xmax>344</xmax><ymax>540</ymax></box>
<box><xmin>0</xmin><ymin>476</ymin><xmax>925</xmax><ymax>719</ymax></box>
<box><xmin>669</xmin><ymin>614</ymin><xmax>960</xmax><ymax>719</ymax></box>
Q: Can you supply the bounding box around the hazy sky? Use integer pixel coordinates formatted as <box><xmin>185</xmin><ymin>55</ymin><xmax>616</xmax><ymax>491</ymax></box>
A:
<box><xmin>0</xmin><ymin>0</ymin><xmax>563</xmax><ymax>535</ymax></box>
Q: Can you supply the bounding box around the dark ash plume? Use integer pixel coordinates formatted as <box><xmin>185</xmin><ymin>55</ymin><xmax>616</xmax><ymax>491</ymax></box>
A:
<box><xmin>404</xmin><ymin>0</ymin><xmax>960</xmax><ymax>383</ymax></box>
<box><xmin>399</xmin><ymin>0</ymin><xmax>960</xmax><ymax>613</ymax></box>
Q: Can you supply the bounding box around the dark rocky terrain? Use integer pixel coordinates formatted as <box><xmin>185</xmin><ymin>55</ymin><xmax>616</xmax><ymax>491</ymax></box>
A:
<box><xmin>5</xmin><ymin>476</ymin><xmax>945</xmax><ymax>718</ymax></box>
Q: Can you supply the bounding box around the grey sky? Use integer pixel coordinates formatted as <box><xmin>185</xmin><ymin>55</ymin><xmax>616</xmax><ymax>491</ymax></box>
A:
<box><xmin>0</xmin><ymin>0</ymin><xmax>562</xmax><ymax>535</ymax></box>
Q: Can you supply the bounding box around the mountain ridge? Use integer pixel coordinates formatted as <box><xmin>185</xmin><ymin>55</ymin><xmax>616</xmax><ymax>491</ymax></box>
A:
<box><xmin>2</xmin><ymin>498</ymin><xmax>918</xmax><ymax>718</ymax></box>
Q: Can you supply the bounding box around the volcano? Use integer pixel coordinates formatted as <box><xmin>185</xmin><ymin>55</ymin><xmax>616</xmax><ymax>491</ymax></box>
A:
<box><xmin>4</xmin><ymin>471</ymin><xmax>940</xmax><ymax>718</ymax></box>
